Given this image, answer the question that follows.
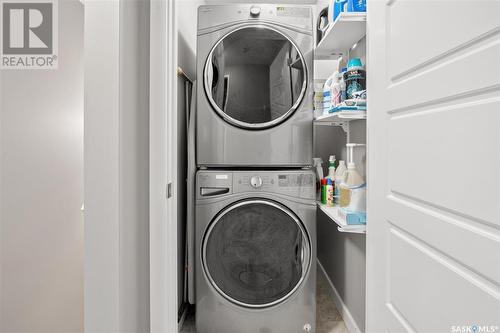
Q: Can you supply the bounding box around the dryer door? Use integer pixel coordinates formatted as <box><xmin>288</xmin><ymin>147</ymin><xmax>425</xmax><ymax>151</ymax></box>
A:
<box><xmin>202</xmin><ymin>199</ymin><xmax>311</xmax><ymax>308</ymax></box>
<box><xmin>204</xmin><ymin>26</ymin><xmax>307</xmax><ymax>129</ymax></box>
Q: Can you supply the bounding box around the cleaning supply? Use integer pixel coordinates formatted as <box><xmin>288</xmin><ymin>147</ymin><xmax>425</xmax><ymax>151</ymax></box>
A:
<box><xmin>334</xmin><ymin>160</ymin><xmax>347</xmax><ymax>203</ymax></box>
<box><xmin>347</xmin><ymin>0</ymin><xmax>366</xmax><ymax>12</ymax></box>
<box><xmin>339</xmin><ymin>144</ymin><xmax>366</xmax><ymax>214</ymax></box>
<box><xmin>313</xmin><ymin>157</ymin><xmax>324</xmax><ymax>182</ymax></box>
<box><xmin>314</xmin><ymin>83</ymin><xmax>324</xmax><ymax>118</ymax></box>
<box><xmin>339</xmin><ymin>67</ymin><xmax>347</xmax><ymax>102</ymax></box>
<box><xmin>322</xmin><ymin>74</ymin><xmax>335</xmax><ymax>115</ymax></box>
<box><xmin>327</xmin><ymin>155</ymin><xmax>338</xmax><ymax>179</ymax></box>
<box><xmin>313</xmin><ymin>157</ymin><xmax>324</xmax><ymax>200</ymax></box>
<box><xmin>326</xmin><ymin>178</ymin><xmax>334</xmax><ymax>207</ymax></box>
<box><xmin>331</xmin><ymin>72</ymin><xmax>342</xmax><ymax>109</ymax></box>
<box><xmin>321</xmin><ymin>179</ymin><xmax>328</xmax><ymax>204</ymax></box>
<box><xmin>331</xmin><ymin>0</ymin><xmax>348</xmax><ymax>22</ymax></box>
<box><xmin>339</xmin><ymin>162</ymin><xmax>366</xmax><ymax>211</ymax></box>
<box><xmin>344</xmin><ymin>58</ymin><xmax>366</xmax><ymax>101</ymax></box>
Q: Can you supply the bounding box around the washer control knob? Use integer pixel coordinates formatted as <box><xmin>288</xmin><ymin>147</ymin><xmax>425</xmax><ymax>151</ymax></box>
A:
<box><xmin>250</xmin><ymin>5</ymin><xmax>261</xmax><ymax>17</ymax></box>
<box><xmin>250</xmin><ymin>176</ymin><xmax>263</xmax><ymax>189</ymax></box>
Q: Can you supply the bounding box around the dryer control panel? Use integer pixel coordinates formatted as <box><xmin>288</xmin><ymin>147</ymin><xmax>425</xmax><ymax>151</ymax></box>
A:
<box><xmin>198</xmin><ymin>4</ymin><xmax>312</xmax><ymax>32</ymax></box>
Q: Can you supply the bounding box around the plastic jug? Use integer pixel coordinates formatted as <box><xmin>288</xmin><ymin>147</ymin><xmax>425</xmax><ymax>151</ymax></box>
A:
<box><xmin>339</xmin><ymin>161</ymin><xmax>366</xmax><ymax>212</ymax></box>
<box><xmin>322</xmin><ymin>74</ymin><xmax>335</xmax><ymax>114</ymax></box>
<box><xmin>339</xmin><ymin>144</ymin><xmax>366</xmax><ymax>213</ymax></box>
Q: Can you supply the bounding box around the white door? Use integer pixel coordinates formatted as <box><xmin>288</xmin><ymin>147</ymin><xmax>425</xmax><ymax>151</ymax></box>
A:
<box><xmin>367</xmin><ymin>1</ymin><xmax>500</xmax><ymax>332</ymax></box>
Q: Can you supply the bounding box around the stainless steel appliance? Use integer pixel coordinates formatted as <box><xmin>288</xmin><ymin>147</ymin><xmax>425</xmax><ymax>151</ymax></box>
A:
<box><xmin>195</xmin><ymin>170</ymin><xmax>316</xmax><ymax>333</ymax></box>
<box><xmin>196</xmin><ymin>5</ymin><xmax>314</xmax><ymax>167</ymax></box>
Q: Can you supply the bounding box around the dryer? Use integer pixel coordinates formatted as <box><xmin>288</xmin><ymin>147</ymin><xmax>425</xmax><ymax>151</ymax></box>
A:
<box><xmin>195</xmin><ymin>170</ymin><xmax>316</xmax><ymax>333</ymax></box>
<box><xmin>196</xmin><ymin>5</ymin><xmax>314</xmax><ymax>167</ymax></box>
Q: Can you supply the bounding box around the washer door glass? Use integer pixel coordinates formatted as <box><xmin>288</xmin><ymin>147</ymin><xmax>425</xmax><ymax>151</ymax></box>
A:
<box><xmin>203</xmin><ymin>200</ymin><xmax>310</xmax><ymax>308</ymax></box>
<box><xmin>205</xmin><ymin>26</ymin><xmax>307</xmax><ymax>129</ymax></box>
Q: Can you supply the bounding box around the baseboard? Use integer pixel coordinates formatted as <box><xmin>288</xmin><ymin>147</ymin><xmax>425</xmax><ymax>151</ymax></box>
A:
<box><xmin>317</xmin><ymin>259</ymin><xmax>363</xmax><ymax>333</ymax></box>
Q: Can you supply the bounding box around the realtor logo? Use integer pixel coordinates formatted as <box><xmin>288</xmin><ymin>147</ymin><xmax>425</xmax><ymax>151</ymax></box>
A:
<box><xmin>1</xmin><ymin>0</ymin><xmax>58</xmax><ymax>69</ymax></box>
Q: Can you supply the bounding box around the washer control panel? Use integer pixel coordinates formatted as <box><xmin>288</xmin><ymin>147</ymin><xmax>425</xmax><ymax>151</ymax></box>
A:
<box><xmin>197</xmin><ymin>171</ymin><xmax>315</xmax><ymax>200</ymax></box>
<box><xmin>233</xmin><ymin>171</ymin><xmax>315</xmax><ymax>199</ymax></box>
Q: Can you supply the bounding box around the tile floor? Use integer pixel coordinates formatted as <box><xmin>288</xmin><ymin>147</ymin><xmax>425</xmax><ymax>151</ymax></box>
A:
<box><xmin>180</xmin><ymin>267</ymin><xmax>348</xmax><ymax>333</ymax></box>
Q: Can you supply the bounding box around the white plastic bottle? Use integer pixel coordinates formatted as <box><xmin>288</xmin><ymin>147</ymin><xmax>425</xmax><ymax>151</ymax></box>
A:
<box><xmin>322</xmin><ymin>74</ymin><xmax>334</xmax><ymax>115</ymax></box>
<box><xmin>334</xmin><ymin>160</ymin><xmax>347</xmax><ymax>203</ymax></box>
<box><xmin>314</xmin><ymin>82</ymin><xmax>324</xmax><ymax>118</ymax></box>
<box><xmin>339</xmin><ymin>161</ymin><xmax>366</xmax><ymax>212</ymax></box>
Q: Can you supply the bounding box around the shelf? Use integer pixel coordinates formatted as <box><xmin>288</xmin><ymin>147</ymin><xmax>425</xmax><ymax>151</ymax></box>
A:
<box><xmin>315</xmin><ymin>12</ymin><xmax>367</xmax><ymax>58</ymax></box>
<box><xmin>314</xmin><ymin>111</ymin><xmax>366</xmax><ymax>126</ymax></box>
<box><xmin>317</xmin><ymin>202</ymin><xmax>366</xmax><ymax>234</ymax></box>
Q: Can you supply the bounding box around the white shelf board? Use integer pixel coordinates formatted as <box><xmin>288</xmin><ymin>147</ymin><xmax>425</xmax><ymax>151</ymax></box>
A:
<box><xmin>317</xmin><ymin>202</ymin><xmax>366</xmax><ymax>234</ymax></box>
<box><xmin>314</xmin><ymin>111</ymin><xmax>366</xmax><ymax>125</ymax></box>
<box><xmin>315</xmin><ymin>12</ymin><xmax>367</xmax><ymax>58</ymax></box>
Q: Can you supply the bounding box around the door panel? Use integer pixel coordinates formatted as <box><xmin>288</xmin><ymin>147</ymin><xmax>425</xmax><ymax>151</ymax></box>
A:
<box><xmin>388</xmin><ymin>100</ymin><xmax>500</xmax><ymax>225</ymax></box>
<box><xmin>387</xmin><ymin>0</ymin><xmax>500</xmax><ymax>80</ymax></box>
<box><xmin>388</xmin><ymin>227</ymin><xmax>499</xmax><ymax>333</ymax></box>
<box><xmin>367</xmin><ymin>0</ymin><xmax>500</xmax><ymax>331</ymax></box>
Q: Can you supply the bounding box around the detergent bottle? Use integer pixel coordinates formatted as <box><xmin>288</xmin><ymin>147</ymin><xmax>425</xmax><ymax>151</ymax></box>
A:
<box><xmin>339</xmin><ymin>144</ymin><xmax>366</xmax><ymax>213</ymax></box>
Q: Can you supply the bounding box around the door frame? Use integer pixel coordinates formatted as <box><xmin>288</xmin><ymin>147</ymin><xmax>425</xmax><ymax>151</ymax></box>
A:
<box><xmin>150</xmin><ymin>0</ymin><xmax>179</xmax><ymax>331</ymax></box>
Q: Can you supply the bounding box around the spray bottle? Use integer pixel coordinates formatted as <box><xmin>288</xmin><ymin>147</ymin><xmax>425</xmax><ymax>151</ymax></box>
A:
<box><xmin>327</xmin><ymin>155</ymin><xmax>338</xmax><ymax>180</ymax></box>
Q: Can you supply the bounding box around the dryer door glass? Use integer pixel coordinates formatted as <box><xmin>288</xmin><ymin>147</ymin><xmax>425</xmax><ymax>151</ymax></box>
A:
<box><xmin>205</xmin><ymin>26</ymin><xmax>307</xmax><ymax>129</ymax></box>
<box><xmin>203</xmin><ymin>200</ymin><xmax>311</xmax><ymax>308</ymax></box>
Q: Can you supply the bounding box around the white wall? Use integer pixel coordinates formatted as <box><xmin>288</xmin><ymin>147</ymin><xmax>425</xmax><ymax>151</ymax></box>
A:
<box><xmin>0</xmin><ymin>1</ymin><xmax>84</xmax><ymax>332</ymax></box>
<box><xmin>178</xmin><ymin>0</ymin><xmax>206</xmax><ymax>78</ymax></box>
<box><xmin>84</xmin><ymin>1</ymin><xmax>150</xmax><ymax>332</ymax></box>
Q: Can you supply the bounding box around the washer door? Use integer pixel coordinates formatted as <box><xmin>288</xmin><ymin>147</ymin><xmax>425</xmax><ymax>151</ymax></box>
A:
<box><xmin>204</xmin><ymin>26</ymin><xmax>307</xmax><ymax>129</ymax></box>
<box><xmin>203</xmin><ymin>199</ymin><xmax>311</xmax><ymax>308</ymax></box>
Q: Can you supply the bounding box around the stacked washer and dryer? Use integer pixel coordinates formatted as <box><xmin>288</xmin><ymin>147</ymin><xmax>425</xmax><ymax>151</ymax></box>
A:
<box><xmin>194</xmin><ymin>4</ymin><xmax>316</xmax><ymax>333</ymax></box>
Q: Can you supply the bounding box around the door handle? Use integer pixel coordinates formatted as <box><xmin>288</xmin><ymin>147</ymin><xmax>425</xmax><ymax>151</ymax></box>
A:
<box><xmin>200</xmin><ymin>187</ymin><xmax>229</xmax><ymax>197</ymax></box>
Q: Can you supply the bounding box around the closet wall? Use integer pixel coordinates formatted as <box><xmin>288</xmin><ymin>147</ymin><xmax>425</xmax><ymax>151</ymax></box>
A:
<box><xmin>176</xmin><ymin>3</ymin><xmax>367</xmax><ymax>330</ymax></box>
<box><xmin>177</xmin><ymin>0</ymin><xmax>206</xmax><ymax>316</ymax></box>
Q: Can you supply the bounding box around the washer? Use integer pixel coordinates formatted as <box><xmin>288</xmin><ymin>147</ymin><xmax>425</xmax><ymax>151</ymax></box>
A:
<box><xmin>195</xmin><ymin>170</ymin><xmax>316</xmax><ymax>333</ymax></box>
<box><xmin>196</xmin><ymin>5</ymin><xmax>314</xmax><ymax>167</ymax></box>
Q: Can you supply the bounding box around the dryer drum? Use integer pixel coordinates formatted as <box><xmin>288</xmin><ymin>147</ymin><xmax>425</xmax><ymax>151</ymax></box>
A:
<box><xmin>204</xmin><ymin>25</ymin><xmax>308</xmax><ymax>129</ymax></box>
<box><xmin>202</xmin><ymin>199</ymin><xmax>311</xmax><ymax>308</ymax></box>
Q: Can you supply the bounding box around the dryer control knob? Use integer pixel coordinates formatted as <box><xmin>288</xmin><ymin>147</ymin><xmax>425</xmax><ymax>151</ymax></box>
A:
<box><xmin>250</xmin><ymin>6</ymin><xmax>261</xmax><ymax>17</ymax></box>
<box><xmin>250</xmin><ymin>176</ymin><xmax>263</xmax><ymax>189</ymax></box>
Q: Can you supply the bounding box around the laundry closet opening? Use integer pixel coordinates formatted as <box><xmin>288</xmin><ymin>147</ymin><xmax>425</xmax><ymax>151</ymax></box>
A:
<box><xmin>176</xmin><ymin>1</ymin><xmax>367</xmax><ymax>332</ymax></box>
